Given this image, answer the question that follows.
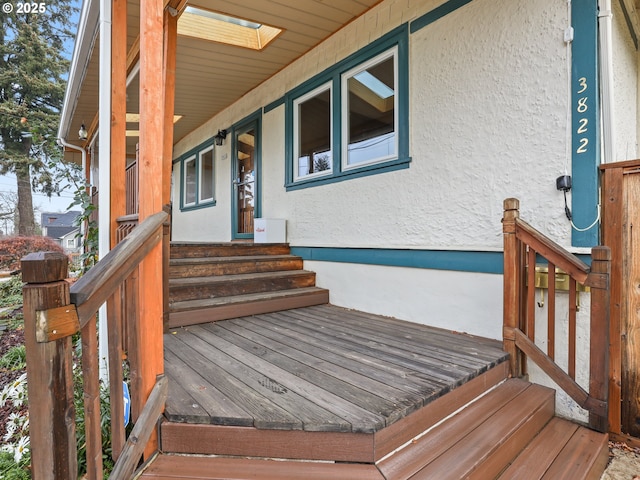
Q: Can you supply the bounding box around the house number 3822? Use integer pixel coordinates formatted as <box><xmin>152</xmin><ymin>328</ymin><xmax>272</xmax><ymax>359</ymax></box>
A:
<box><xmin>576</xmin><ymin>77</ymin><xmax>588</xmax><ymax>154</ymax></box>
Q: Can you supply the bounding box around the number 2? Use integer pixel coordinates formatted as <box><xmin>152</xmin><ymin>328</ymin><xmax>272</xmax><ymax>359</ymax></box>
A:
<box><xmin>576</xmin><ymin>138</ymin><xmax>588</xmax><ymax>154</ymax></box>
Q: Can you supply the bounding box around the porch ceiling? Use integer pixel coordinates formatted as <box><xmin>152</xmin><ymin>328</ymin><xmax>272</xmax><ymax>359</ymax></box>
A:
<box><xmin>63</xmin><ymin>0</ymin><xmax>383</xmax><ymax>158</ymax></box>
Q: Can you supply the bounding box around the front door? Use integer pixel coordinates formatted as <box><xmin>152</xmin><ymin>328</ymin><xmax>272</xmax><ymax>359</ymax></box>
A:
<box><xmin>232</xmin><ymin>119</ymin><xmax>260</xmax><ymax>239</ymax></box>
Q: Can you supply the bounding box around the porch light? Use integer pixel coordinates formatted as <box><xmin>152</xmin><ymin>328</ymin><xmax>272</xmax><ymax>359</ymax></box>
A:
<box><xmin>78</xmin><ymin>123</ymin><xmax>88</xmax><ymax>140</ymax></box>
<box><xmin>215</xmin><ymin>129</ymin><xmax>227</xmax><ymax>146</ymax></box>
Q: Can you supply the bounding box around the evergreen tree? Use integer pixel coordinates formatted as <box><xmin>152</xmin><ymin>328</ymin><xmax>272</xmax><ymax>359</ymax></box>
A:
<box><xmin>0</xmin><ymin>3</ymin><xmax>77</xmax><ymax>235</ymax></box>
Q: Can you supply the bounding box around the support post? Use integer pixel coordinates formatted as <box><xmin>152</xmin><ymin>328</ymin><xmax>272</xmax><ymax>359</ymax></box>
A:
<box><xmin>503</xmin><ymin>198</ymin><xmax>522</xmax><ymax>378</ymax></box>
<box><xmin>138</xmin><ymin>0</ymin><xmax>165</xmax><ymax>457</ymax></box>
<box><xmin>22</xmin><ymin>252</ymin><xmax>77</xmax><ymax>479</ymax></box>
<box><xmin>589</xmin><ymin>246</ymin><xmax>611</xmax><ymax>432</ymax></box>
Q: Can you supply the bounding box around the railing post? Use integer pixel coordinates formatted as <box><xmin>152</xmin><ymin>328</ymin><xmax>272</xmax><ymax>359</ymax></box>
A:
<box><xmin>503</xmin><ymin>198</ymin><xmax>522</xmax><ymax>378</ymax></box>
<box><xmin>22</xmin><ymin>252</ymin><xmax>77</xmax><ymax>479</ymax></box>
<box><xmin>588</xmin><ymin>246</ymin><xmax>611</xmax><ymax>432</ymax></box>
<box><xmin>162</xmin><ymin>203</ymin><xmax>171</xmax><ymax>332</ymax></box>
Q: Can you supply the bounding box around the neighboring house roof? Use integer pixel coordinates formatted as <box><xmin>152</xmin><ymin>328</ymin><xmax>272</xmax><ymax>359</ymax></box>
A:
<box><xmin>46</xmin><ymin>226</ymin><xmax>78</xmax><ymax>240</ymax></box>
<box><xmin>41</xmin><ymin>211</ymin><xmax>81</xmax><ymax>229</ymax></box>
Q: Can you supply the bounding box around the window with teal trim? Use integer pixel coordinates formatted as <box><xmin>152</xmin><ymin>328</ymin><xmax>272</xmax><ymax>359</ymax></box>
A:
<box><xmin>180</xmin><ymin>140</ymin><xmax>216</xmax><ymax>210</ymax></box>
<box><xmin>285</xmin><ymin>25</ymin><xmax>409</xmax><ymax>190</ymax></box>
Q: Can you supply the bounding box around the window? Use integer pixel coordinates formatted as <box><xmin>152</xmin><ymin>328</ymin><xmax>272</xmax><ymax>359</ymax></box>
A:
<box><xmin>285</xmin><ymin>25</ymin><xmax>409</xmax><ymax>190</ymax></box>
<box><xmin>179</xmin><ymin>139</ymin><xmax>216</xmax><ymax>210</ymax></box>
<box><xmin>343</xmin><ymin>49</ymin><xmax>397</xmax><ymax>169</ymax></box>
<box><xmin>66</xmin><ymin>238</ymin><xmax>75</xmax><ymax>248</ymax></box>
<box><xmin>293</xmin><ymin>83</ymin><xmax>333</xmax><ymax>181</ymax></box>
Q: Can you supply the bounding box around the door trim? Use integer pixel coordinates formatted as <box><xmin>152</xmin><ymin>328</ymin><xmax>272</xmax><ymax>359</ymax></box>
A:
<box><xmin>231</xmin><ymin>110</ymin><xmax>262</xmax><ymax>240</ymax></box>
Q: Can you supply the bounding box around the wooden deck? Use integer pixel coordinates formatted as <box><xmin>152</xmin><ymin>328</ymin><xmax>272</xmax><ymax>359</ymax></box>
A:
<box><xmin>163</xmin><ymin>304</ymin><xmax>508</xmax><ymax>434</ymax></box>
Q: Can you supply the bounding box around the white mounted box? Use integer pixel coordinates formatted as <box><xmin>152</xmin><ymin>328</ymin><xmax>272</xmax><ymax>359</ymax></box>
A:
<box><xmin>254</xmin><ymin>218</ymin><xmax>286</xmax><ymax>243</ymax></box>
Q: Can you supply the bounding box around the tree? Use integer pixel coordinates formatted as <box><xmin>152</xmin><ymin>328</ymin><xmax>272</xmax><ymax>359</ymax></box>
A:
<box><xmin>0</xmin><ymin>3</ymin><xmax>77</xmax><ymax>235</ymax></box>
<box><xmin>0</xmin><ymin>191</ymin><xmax>18</xmax><ymax>235</ymax></box>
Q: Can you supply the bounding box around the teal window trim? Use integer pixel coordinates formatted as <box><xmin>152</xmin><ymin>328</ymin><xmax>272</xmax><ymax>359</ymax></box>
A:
<box><xmin>571</xmin><ymin>0</ymin><xmax>600</xmax><ymax>247</ymax></box>
<box><xmin>410</xmin><ymin>0</ymin><xmax>474</xmax><ymax>33</ymax></box>
<box><xmin>285</xmin><ymin>24</ymin><xmax>410</xmax><ymax>191</ymax></box>
<box><xmin>178</xmin><ymin>138</ymin><xmax>217</xmax><ymax>211</ymax></box>
<box><xmin>264</xmin><ymin>96</ymin><xmax>285</xmax><ymax>114</ymax></box>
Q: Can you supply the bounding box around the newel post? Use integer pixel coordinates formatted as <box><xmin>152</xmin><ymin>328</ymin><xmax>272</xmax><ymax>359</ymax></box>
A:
<box><xmin>588</xmin><ymin>246</ymin><xmax>611</xmax><ymax>432</ymax></box>
<box><xmin>503</xmin><ymin>198</ymin><xmax>522</xmax><ymax>378</ymax></box>
<box><xmin>22</xmin><ymin>252</ymin><xmax>77</xmax><ymax>479</ymax></box>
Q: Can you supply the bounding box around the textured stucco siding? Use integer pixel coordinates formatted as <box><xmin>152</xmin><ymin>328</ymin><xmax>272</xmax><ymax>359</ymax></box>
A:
<box><xmin>612</xmin><ymin>0</ymin><xmax>639</xmax><ymax>160</ymax></box>
<box><xmin>172</xmin><ymin>0</ymin><xmax>573</xmax><ymax>249</ymax></box>
<box><xmin>166</xmin><ymin>0</ymin><xmax>631</xmax><ymax>423</ymax></box>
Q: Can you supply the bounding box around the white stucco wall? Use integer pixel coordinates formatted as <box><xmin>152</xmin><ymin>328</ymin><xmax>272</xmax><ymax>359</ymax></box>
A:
<box><xmin>173</xmin><ymin>0</ymin><xmax>573</xmax><ymax>249</ymax></box>
<box><xmin>612</xmin><ymin>0</ymin><xmax>639</xmax><ymax>161</ymax></box>
<box><xmin>309</xmin><ymin>261</ymin><xmax>503</xmax><ymax>339</ymax></box>
<box><xmin>166</xmin><ymin>0</ymin><xmax>627</xmax><ymax>423</ymax></box>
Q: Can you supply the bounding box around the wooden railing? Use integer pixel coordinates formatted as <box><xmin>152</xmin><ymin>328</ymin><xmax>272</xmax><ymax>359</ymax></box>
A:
<box><xmin>125</xmin><ymin>160</ymin><xmax>138</xmax><ymax>216</ymax></box>
<box><xmin>22</xmin><ymin>211</ymin><xmax>169</xmax><ymax>479</ymax></box>
<box><xmin>502</xmin><ymin>198</ymin><xmax>610</xmax><ymax>432</ymax></box>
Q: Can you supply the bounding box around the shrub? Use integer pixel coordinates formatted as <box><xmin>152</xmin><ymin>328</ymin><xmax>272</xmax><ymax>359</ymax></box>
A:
<box><xmin>0</xmin><ymin>236</ymin><xmax>66</xmax><ymax>272</ymax></box>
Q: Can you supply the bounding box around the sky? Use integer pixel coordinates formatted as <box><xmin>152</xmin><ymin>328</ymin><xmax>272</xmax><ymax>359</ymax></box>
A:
<box><xmin>0</xmin><ymin>0</ymin><xmax>84</xmax><ymax>220</ymax></box>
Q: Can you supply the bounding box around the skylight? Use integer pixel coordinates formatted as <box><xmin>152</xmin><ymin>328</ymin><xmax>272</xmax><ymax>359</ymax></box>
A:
<box><xmin>353</xmin><ymin>71</ymin><xmax>394</xmax><ymax>99</ymax></box>
<box><xmin>178</xmin><ymin>6</ymin><xmax>282</xmax><ymax>51</ymax></box>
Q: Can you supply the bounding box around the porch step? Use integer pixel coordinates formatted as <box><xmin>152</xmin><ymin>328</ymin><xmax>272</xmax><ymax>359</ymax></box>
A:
<box><xmin>169</xmin><ymin>270</ymin><xmax>318</xmax><ymax>302</ymax></box>
<box><xmin>169</xmin><ymin>254</ymin><xmax>303</xmax><ymax>278</ymax></box>
<box><xmin>168</xmin><ymin>242</ymin><xmax>329</xmax><ymax>328</ymax></box>
<box><xmin>377</xmin><ymin>379</ymin><xmax>608</xmax><ymax>480</ymax></box>
<box><xmin>170</xmin><ymin>242</ymin><xmax>291</xmax><ymax>259</ymax></box>
<box><xmin>142</xmin><ymin>378</ymin><xmax>609</xmax><ymax>479</ymax></box>
<box><xmin>168</xmin><ymin>287</ymin><xmax>329</xmax><ymax>327</ymax></box>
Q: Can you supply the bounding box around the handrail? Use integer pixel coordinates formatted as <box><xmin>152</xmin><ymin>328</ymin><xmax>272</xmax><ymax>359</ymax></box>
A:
<box><xmin>503</xmin><ymin>198</ymin><xmax>610</xmax><ymax>432</ymax></box>
<box><xmin>71</xmin><ymin>210</ymin><xmax>167</xmax><ymax>327</ymax></box>
<box><xmin>22</xmin><ymin>210</ymin><xmax>170</xmax><ymax>479</ymax></box>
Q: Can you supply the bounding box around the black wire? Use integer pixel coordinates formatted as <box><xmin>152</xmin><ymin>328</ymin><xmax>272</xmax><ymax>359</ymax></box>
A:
<box><xmin>563</xmin><ymin>190</ymin><xmax>572</xmax><ymax>221</ymax></box>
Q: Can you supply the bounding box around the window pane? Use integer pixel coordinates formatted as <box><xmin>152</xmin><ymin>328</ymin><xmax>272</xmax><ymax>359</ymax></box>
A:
<box><xmin>295</xmin><ymin>86</ymin><xmax>332</xmax><ymax>179</ymax></box>
<box><xmin>345</xmin><ymin>54</ymin><xmax>396</xmax><ymax>166</ymax></box>
<box><xmin>200</xmin><ymin>148</ymin><xmax>214</xmax><ymax>202</ymax></box>
<box><xmin>184</xmin><ymin>157</ymin><xmax>196</xmax><ymax>205</ymax></box>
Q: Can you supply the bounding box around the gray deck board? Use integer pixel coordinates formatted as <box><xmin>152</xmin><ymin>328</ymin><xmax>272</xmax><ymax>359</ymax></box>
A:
<box><xmin>164</xmin><ymin>305</ymin><xmax>508</xmax><ymax>433</ymax></box>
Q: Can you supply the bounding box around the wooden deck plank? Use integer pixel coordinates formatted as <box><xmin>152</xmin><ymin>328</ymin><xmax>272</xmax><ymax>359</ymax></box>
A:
<box><xmin>187</xmin><ymin>323</ymin><xmax>386</xmax><ymax>432</ymax></box>
<box><xmin>222</xmin><ymin>317</ymin><xmax>433</xmax><ymax>401</ymax></box>
<box><xmin>140</xmin><ymin>454</ymin><xmax>385</xmax><ymax>480</ymax></box>
<box><xmin>289</xmin><ymin>305</ymin><xmax>504</xmax><ymax>368</ymax></box>
<box><xmin>498</xmin><ymin>417</ymin><xmax>579</xmax><ymax>479</ymax></box>
<box><xmin>164</xmin><ymin>305</ymin><xmax>508</xmax><ymax>435</ymax></box>
<box><xmin>377</xmin><ymin>379</ymin><xmax>531</xmax><ymax>480</ymax></box>
<box><xmin>163</xmin><ymin>359</ymin><xmax>214</xmax><ymax>424</ymax></box>
<box><xmin>212</xmin><ymin>320</ymin><xmax>423</xmax><ymax>426</ymax></box>
<box><xmin>270</xmin><ymin>307</ymin><xmax>496</xmax><ymax>372</ymax></box>
<box><xmin>169</xmin><ymin>328</ymin><xmax>334</xmax><ymax>431</ymax></box>
<box><xmin>373</xmin><ymin>361</ymin><xmax>509</xmax><ymax>461</ymax></box>
<box><xmin>163</xmin><ymin>343</ymin><xmax>255</xmax><ymax>427</ymax></box>
<box><xmin>259</xmin><ymin>311</ymin><xmax>481</xmax><ymax>385</ymax></box>
<box><xmin>541</xmin><ymin>427</ymin><xmax>609</xmax><ymax>480</ymax></box>
<box><xmin>410</xmin><ymin>383</ymin><xmax>554</xmax><ymax>480</ymax></box>
<box><xmin>307</xmin><ymin>304</ymin><xmax>506</xmax><ymax>363</ymax></box>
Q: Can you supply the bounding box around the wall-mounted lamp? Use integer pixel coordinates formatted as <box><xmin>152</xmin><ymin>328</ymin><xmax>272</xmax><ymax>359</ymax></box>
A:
<box><xmin>78</xmin><ymin>123</ymin><xmax>88</xmax><ymax>140</ymax></box>
<box><xmin>214</xmin><ymin>129</ymin><xmax>227</xmax><ymax>146</ymax></box>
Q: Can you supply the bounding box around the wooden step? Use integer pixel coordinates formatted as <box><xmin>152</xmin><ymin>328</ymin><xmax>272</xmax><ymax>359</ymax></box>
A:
<box><xmin>169</xmin><ymin>270</ymin><xmax>317</xmax><ymax>302</ymax></box>
<box><xmin>377</xmin><ymin>379</ymin><xmax>555</xmax><ymax>479</ymax></box>
<box><xmin>498</xmin><ymin>417</ymin><xmax>609</xmax><ymax>480</ymax></box>
<box><xmin>168</xmin><ymin>287</ymin><xmax>329</xmax><ymax>328</ymax></box>
<box><xmin>139</xmin><ymin>454</ymin><xmax>385</xmax><ymax>480</ymax></box>
<box><xmin>169</xmin><ymin>254</ymin><xmax>303</xmax><ymax>278</ymax></box>
<box><xmin>170</xmin><ymin>242</ymin><xmax>290</xmax><ymax>259</ymax></box>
